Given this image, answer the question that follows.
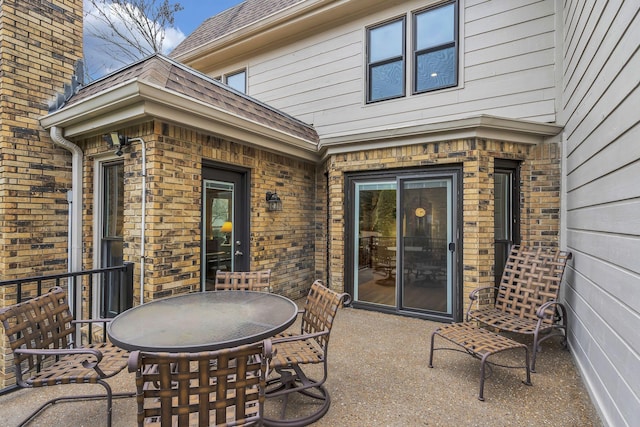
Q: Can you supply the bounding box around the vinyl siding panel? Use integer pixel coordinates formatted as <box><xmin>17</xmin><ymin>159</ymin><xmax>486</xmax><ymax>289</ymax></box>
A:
<box><xmin>218</xmin><ymin>0</ymin><xmax>560</xmax><ymax>139</ymax></box>
<box><xmin>561</xmin><ymin>0</ymin><xmax>640</xmax><ymax>425</ymax></box>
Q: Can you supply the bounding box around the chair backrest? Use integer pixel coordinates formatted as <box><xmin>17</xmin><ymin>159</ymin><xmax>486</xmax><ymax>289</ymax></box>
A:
<box><xmin>129</xmin><ymin>340</ymin><xmax>273</xmax><ymax>427</ymax></box>
<box><xmin>495</xmin><ymin>245</ymin><xmax>572</xmax><ymax>323</ymax></box>
<box><xmin>300</xmin><ymin>280</ymin><xmax>351</xmax><ymax>349</ymax></box>
<box><xmin>0</xmin><ymin>286</ymin><xmax>75</xmax><ymax>377</ymax></box>
<box><xmin>214</xmin><ymin>270</ymin><xmax>271</xmax><ymax>291</ymax></box>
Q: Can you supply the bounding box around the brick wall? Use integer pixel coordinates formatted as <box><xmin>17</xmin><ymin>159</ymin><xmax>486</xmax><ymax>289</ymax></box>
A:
<box><xmin>0</xmin><ymin>0</ymin><xmax>83</xmax><ymax>387</ymax></box>
<box><xmin>0</xmin><ymin>0</ymin><xmax>82</xmax><ymax>279</ymax></box>
<box><xmin>80</xmin><ymin>121</ymin><xmax>317</xmax><ymax>303</ymax></box>
<box><xmin>324</xmin><ymin>138</ymin><xmax>561</xmax><ymax>301</ymax></box>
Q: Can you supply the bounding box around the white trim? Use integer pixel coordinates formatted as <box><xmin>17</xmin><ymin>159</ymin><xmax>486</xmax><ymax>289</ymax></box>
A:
<box><xmin>41</xmin><ymin>79</ymin><xmax>319</xmax><ymax>162</ymax></box>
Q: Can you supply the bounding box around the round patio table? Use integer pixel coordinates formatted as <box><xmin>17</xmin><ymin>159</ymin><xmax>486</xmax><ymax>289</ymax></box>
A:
<box><xmin>107</xmin><ymin>290</ymin><xmax>298</xmax><ymax>352</ymax></box>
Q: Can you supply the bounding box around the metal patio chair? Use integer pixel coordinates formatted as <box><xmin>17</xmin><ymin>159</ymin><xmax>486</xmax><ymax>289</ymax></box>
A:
<box><xmin>0</xmin><ymin>286</ymin><xmax>131</xmax><ymax>427</ymax></box>
<box><xmin>215</xmin><ymin>269</ymin><xmax>272</xmax><ymax>292</ymax></box>
<box><xmin>264</xmin><ymin>280</ymin><xmax>351</xmax><ymax>426</ymax></box>
<box><xmin>466</xmin><ymin>245</ymin><xmax>573</xmax><ymax>371</ymax></box>
<box><xmin>128</xmin><ymin>339</ymin><xmax>273</xmax><ymax>426</ymax></box>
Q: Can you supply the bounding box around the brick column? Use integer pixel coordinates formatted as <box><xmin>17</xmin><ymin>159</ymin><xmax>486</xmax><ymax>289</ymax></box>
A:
<box><xmin>0</xmin><ymin>0</ymin><xmax>83</xmax><ymax>388</ymax></box>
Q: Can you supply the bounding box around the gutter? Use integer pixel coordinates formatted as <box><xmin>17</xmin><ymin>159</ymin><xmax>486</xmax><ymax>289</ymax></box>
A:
<box><xmin>50</xmin><ymin>126</ymin><xmax>83</xmax><ymax>315</ymax></box>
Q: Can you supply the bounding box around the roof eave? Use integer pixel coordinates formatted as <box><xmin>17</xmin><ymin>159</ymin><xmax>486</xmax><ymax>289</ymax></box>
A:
<box><xmin>318</xmin><ymin>115</ymin><xmax>564</xmax><ymax>161</ymax></box>
<box><xmin>40</xmin><ymin>80</ymin><xmax>319</xmax><ymax>162</ymax></box>
<box><xmin>171</xmin><ymin>0</ymin><xmax>330</xmax><ymax>67</ymax></box>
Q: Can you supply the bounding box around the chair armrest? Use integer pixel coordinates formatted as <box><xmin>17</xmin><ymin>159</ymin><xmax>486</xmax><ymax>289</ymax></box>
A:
<box><xmin>127</xmin><ymin>350</ymin><xmax>141</xmax><ymax>373</ymax></box>
<box><xmin>16</xmin><ymin>347</ymin><xmax>104</xmax><ymax>371</ymax></box>
<box><xmin>536</xmin><ymin>300</ymin><xmax>565</xmax><ymax>320</ymax></box>
<box><xmin>272</xmin><ymin>330</ymin><xmax>328</xmax><ymax>345</ymax></box>
<box><xmin>72</xmin><ymin>318</ymin><xmax>113</xmax><ymax>325</ymax></box>
<box><xmin>466</xmin><ymin>286</ymin><xmax>499</xmax><ymax>321</ymax></box>
<box><xmin>16</xmin><ymin>347</ymin><xmax>102</xmax><ymax>358</ymax></box>
<box><xmin>468</xmin><ymin>286</ymin><xmax>499</xmax><ymax>301</ymax></box>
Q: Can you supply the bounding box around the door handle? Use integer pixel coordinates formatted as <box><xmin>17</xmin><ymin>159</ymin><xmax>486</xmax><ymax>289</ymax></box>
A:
<box><xmin>234</xmin><ymin>250</ymin><xmax>243</xmax><ymax>256</ymax></box>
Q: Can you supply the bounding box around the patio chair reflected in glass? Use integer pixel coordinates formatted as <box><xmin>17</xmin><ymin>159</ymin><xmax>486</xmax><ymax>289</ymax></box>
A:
<box><xmin>127</xmin><ymin>339</ymin><xmax>273</xmax><ymax>427</ymax></box>
<box><xmin>214</xmin><ymin>269</ymin><xmax>271</xmax><ymax>292</ymax></box>
<box><xmin>263</xmin><ymin>280</ymin><xmax>351</xmax><ymax>427</ymax></box>
<box><xmin>0</xmin><ymin>286</ymin><xmax>132</xmax><ymax>427</ymax></box>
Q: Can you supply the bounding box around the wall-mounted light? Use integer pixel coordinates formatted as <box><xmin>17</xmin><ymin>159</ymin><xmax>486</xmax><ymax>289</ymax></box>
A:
<box><xmin>103</xmin><ymin>132</ymin><xmax>131</xmax><ymax>156</ymax></box>
<box><xmin>266</xmin><ymin>191</ymin><xmax>282</xmax><ymax>212</ymax></box>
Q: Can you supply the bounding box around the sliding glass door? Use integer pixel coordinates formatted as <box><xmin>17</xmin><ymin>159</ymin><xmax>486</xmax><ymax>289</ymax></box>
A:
<box><xmin>348</xmin><ymin>169</ymin><xmax>459</xmax><ymax>320</ymax></box>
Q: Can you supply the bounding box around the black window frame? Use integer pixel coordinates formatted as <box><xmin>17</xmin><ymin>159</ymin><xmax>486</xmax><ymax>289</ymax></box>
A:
<box><xmin>366</xmin><ymin>16</ymin><xmax>406</xmax><ymax>104</ymax></box>
<box><xmin>412</xmin><ymin>1</ymin><xmax>458</xmax><ymax>94</ymax></box>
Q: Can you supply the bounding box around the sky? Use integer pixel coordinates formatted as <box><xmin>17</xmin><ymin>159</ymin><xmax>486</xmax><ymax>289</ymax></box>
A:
<box><xmin>83</xmin><ymin>0</ymin><xmax>244</xmax><ymax>80</ymax></box>
<box><xmin>174</xmin><ymin>0</ymin><xmax>244</xmax><ymax>35</ymax></box>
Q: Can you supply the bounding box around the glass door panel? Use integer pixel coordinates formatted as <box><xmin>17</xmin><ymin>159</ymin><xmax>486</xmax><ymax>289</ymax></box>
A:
<box><xmin>400</xmin><ymin>179</ymin><xmax>452</xmax><ymax>315</ymax></box>
<box><xmin>353</xmin><ymin>181</ymin><xmax>397</xmax><ymax>307</ymax></box>
<box><xmin>349</xmin><ymin>170</ymin><xmax>458</xmax><ymax>321</ymax></box>
<box><xmin>203</xmin><ymin>180</ymin><xmax>234</xmax><ymax>290</ymax></box>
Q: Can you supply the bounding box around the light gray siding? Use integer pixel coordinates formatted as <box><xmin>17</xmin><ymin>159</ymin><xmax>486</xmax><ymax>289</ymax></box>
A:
<box><xmin>560</xmin><ymin>0</ymin><xmax>640</xmax><ymax>425</ymax></box>
<box><xmin>227</xmin><ymin>0</ymin><xmax>559</xmax><ymax>139</ymax></box>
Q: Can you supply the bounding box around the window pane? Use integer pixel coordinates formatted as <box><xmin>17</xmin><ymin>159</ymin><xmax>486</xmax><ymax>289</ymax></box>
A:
<box><xmin>494</xmin><ymin>173</ymin><xmax>511</xmax><ymax>240</ymax></box>
<box><xmin>225</xmin><ymin>70</ymin><xmax>246</xmax><ymax>93</ymax></box>
<box><xmin>371</xmin><ymin>60</ymin><xmax>404</xmax><ymax>101</ymax></box>
<box><xmin>103</xmin><ymin>163</ymin><xmax>123</xmax><ymax>238</ymax></box>
<box><xmin>416</xmin><ymin>47</ymin><xmax>456</xmax><ymax>91</ymax></box>
<box><xmin>416</xmin><ymin>3</ymin><xmax>455</xmax><ymax>50</ymax></box>
<box><xmin>369</xmin><ymin>20</ymin><xmax>403</xmax><ymax>62</ymax></box>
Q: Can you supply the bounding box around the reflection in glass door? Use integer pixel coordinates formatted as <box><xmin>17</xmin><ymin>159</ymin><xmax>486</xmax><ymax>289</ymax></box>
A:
<box><xmin>350</xmin><ymin>172</ymin><xmax>457</xmax><ymax>320</ymax></box>
<box><xmin>400</xmin><ymin>179</ymin><xmax>452</xmax><ymax>314</ymax></box>
<box><xmin>354</xmin><ymin>182</ymin><xmax>397</xmax><ymax>307</ymax></box>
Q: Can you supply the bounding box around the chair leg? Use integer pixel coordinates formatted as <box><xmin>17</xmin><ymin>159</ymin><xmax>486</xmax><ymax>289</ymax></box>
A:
<box><xmin>264</xmin><ymin>366</ymin><xmax>331</xmax><ymax>427</ymax></box>
<box><xmin>16</xmin><ymin>381</ymin><xmax>133</xmax><ymax>427</ymax></box>
<box><xmin>428</xmin><ymin>331</ymin><xmax>437</xmax><ymax>368</ymax></box>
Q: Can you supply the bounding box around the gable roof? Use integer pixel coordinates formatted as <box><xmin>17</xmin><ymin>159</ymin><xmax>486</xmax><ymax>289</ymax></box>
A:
<box><xmin>43</xmin><ymin>54</ymin><xmax>318</xmax><ymax>154</ymax></box>
<box><xmin>170</xmin><ymin>0</ymin><xmax>304</xmax><ymax>58</ymax></box>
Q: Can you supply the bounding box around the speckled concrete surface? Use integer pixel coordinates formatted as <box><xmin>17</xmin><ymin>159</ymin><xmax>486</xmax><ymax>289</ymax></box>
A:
<box><xmin>0</xmin><ymin>306</ymin><xmax>602</xmax><ymax>426</ymax></box>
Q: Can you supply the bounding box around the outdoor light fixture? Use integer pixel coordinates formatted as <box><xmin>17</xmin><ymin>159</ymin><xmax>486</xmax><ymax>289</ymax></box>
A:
<box><xmin>266</xmin><ymin>191</ymin><xmax>282</xmax><ymax>212</ymax></box>
<box><xmin>103</xmin><ymin>132</ymin><xmax>131</xmax><ymax>156</ymax></box>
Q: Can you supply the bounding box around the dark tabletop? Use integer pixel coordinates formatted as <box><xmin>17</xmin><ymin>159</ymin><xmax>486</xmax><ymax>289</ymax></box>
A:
<box><xmin>107</xmin><ymin>290</ymin><xmax>298</xmax><ymax>352</ymax></box>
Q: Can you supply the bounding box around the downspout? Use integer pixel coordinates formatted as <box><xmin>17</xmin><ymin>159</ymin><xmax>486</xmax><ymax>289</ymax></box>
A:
<box><xmin>129</xmin><ymin>138</ymin><xmax>147</xmax><ymax>305</ymax></box>
<box><xmin>50</xmin><ymin>126</ymin><xmax>83</xmax><ymax>315</ymax></box>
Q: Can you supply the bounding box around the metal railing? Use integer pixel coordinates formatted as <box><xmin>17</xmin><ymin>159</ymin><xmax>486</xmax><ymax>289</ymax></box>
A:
<box><xmin>0</xmin><ymin>263</ymin><xmax>134</xmax><ymax>395</ymax></box>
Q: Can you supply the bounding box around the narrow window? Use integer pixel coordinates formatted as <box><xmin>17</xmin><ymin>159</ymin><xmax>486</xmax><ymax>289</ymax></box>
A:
<box><xmin>225</xmin><ymin>69</ymin><xmax>246</xmax><ymax>93</ymax></box>
<box><xmin>413</xmin><ymin>2</ymin><xmax>457</xmax><ymax>93</ymax></box>
<box><xmin>367</xmin><ymin>17</ymin><xmax>406</xmax><ymax>103</ymax></box>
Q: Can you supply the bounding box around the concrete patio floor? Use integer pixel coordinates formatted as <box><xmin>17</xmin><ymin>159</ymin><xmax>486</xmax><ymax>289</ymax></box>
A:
<box><xmin>0</xmin><ymin>306</ymin><xmax>602</xmax><ymax>426</ymax></box>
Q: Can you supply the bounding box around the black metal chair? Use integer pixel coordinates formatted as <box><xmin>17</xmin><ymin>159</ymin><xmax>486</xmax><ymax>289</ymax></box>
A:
<box><xmin>263</xmin><ymin>280</ymin><xmax>350</xmax><ymax>426</ymax></box>
<box><xmin>0</xmin><ymin>286</ymin><xmax>131</xmax><ymax>427</ymax></box>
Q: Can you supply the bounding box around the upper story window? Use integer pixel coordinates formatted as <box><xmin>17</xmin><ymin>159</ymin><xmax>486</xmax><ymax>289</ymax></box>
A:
<box><xmin>225</xmin><ymin>69</ymin><xmax>246</xmax><ymax>93</ymax></box>
<box><xmin>414</xmin><ymin>2</ymin><xmax>457</xmax><ymax>93</ymax></box>
<box><xmin>366</xmin><ymin>1</ymin><xmax>457</xmax><ymax>103</ymax></box>
<box><xmin>367</xmin><ymin>17</ymin><xmax>406</xmax><ymax>103</ymax></box>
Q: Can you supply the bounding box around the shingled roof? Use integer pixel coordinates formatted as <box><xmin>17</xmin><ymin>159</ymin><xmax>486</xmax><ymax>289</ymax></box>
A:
<box><xmin>170</xmin><ymin>0</ymin><xmax>304</xmax><ymax>58</ymax></box>
<box><xmin>64</xmin><ymin>54</ymin><xmax>318</xmax><ymax>144</ymax></box>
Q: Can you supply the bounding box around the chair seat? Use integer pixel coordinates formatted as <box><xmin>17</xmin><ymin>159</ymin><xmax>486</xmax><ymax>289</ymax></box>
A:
<box><xmin>429</xmin><ymin>322</ymin><xmax>532</xmax><ymax>401</ymax></box>
<box><xmin>468</xmin><ymin>307</ymin><xmax>554</xmax><ymax>335</ymax></box>
<box><xmin>270</xmin><ymin>332</ymin><xmax>324</xmax><ymax>368</ymax></box>
<box><xmin>27</xmin><ymin>343</ymin><xmax>130</xmax><ymax>387</ymax></box>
